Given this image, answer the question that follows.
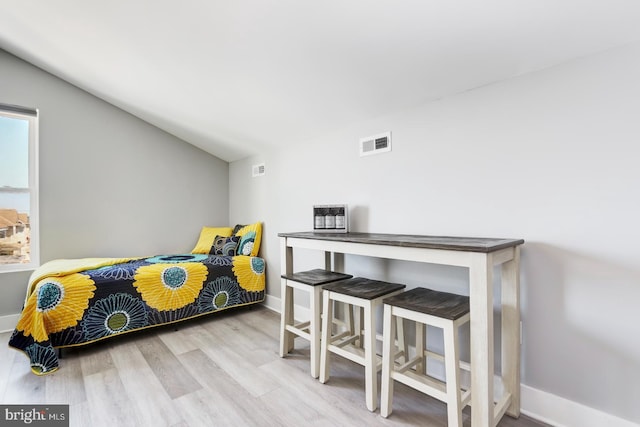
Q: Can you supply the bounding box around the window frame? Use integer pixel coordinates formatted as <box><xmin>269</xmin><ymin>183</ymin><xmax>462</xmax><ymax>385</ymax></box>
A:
<box><xmin>0</xmin><ymin>104</ymin><xmax>40</xmax><ymax>273</ymax></box>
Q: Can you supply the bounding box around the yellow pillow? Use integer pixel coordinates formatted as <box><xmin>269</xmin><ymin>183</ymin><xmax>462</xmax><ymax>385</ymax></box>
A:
<box><xmin>191</xmin><ymin>226</ymin><xmax>233</xmax><ymax>254</ymax></box>
<box><xmin>232</xmin><ymin>222</ymin><xmax>262</xmax><ymax>257</ymax></box>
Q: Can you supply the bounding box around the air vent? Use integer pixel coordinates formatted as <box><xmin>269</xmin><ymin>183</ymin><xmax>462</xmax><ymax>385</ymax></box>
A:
<box><xmin>252</xmin><ymin>163</ymin><xmax>265</xmax><ymax>177</ymax></box>
<box><xmin>359</xmin><ymin>131</ymin><xmax>391</xmax><ymax>157</ymax></box>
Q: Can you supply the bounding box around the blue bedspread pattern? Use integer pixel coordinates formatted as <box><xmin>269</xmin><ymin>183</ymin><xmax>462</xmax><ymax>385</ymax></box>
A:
<box><xmin>8</xmin><ymin>254</ymin><xmax>265</xmax><ymax>375</ymax></box>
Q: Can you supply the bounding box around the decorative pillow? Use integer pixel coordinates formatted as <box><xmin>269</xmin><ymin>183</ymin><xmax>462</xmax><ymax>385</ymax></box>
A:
<box><xmin>210</xmin><ymin>235</ymin><xmax>240</xmax><ymax>256</ymax></box>
<box><xmin>232</xmin><ymin>222</ymin><xmax>262</xmax><ymax>257</ymax></box>
<box><xmin>191</xmin><ymin>226</ymin><xmax>233</xmax><ymax>254</ymax></box>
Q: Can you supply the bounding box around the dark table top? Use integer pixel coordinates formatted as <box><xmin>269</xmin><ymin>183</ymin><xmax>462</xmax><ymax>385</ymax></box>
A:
<box><xmin>278</xmin><ymin>231</ymin><xmax>524</xmax><ymax>253</ymax></box>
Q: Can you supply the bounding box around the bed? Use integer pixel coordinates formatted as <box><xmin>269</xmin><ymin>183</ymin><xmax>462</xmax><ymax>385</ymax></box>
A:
<box><xmin>8</xmin><ymin>223</ymin><xmax>265</xmax><ymax>375</ymax></box>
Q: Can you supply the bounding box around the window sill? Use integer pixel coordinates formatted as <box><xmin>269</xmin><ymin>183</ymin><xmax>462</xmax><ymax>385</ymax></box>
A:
<box><xmin>0</xmin><ymin>265</ymin><xmax>38</xmax><ymax>274</ymax></box>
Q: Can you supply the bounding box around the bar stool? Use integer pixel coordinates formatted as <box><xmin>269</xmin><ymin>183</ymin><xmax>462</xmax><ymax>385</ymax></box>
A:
<box><xmin>380</xmin><ymin>287</ymin><xmax>471</xmax><ymax>427</ymax></box>
<box><xmin>280</xmin><ymin>269</ymin><xmax>353</xmax><ymax>378</ymax></box>
<box><xmin>319</xmin><ymin>277</ymin><xmax>406</xmax><ymax>412</ymax></box>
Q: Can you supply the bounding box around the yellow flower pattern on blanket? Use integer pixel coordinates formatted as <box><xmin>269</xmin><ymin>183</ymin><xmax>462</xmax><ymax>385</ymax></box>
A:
<box><xmin>16</xmin><ymin>273</ymin><xmax>97</xmax><ymax>342</ymax></box>
<box><xmin>232</xmin><ymin>256</ymin><xmax>265</xmax><ymax>292</ymax></box>
<box><xmin>10</xmin><ymin>254</ymin><xmax>266</xmax><ymax>376</ymax></box>
<box><xmin>133</xmin><ymin>263</ymin><xmax>208</xmax><ymax>311</ymax></box>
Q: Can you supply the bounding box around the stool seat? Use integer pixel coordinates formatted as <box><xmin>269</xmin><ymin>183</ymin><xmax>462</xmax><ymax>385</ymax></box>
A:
<box><xmin>383</xmin><ymin>287</ymin><xmax>469</xmax><ymax>320</ymax></box>
<box><xmin>281</xmin><ymin>269</ymin><xmax>353</xmax><ymax>286</ymax></box>
<box><xmin>322</xmin><ymin>277</ymin><xmax>406</xmax><ymax>300</ymax></box>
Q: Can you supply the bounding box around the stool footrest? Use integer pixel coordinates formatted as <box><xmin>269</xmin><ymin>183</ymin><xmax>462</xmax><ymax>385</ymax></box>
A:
<box><xmin>330</xmin><ymin>330</ymin><xmax>352</xmax><ymax>343</ymax></box>
<box><xmin>294</xmin><ymin>320</ymin><xmax>311</xmax><ymax>331</ymax></box>
<box><xmin>396</xmin><ymin>355</ymin><xmax>423</xmax><ymax>374</ymax></box>
<box><xmin>328</xmin><ymin>344</ymin><xmax>370</xmax><ymax>366</ymax></box>
<box><xmin>285</xmin><ymin>324</ymin><xmax>311</xmax><ymax>341</ymax></box>
<box><xmin>423</xmin><ymin>349</ymin><xmax>471</xmax><ymax>373</ymax></box>
<box><xmin>494</xmin><ymin>392</ymin><xmax>512</xmax><ymax>423</ymax></box>
<box><xmin>392</xmin><ymin>369</ymin><xmax>448</xmax><ymax>402</ymax></box>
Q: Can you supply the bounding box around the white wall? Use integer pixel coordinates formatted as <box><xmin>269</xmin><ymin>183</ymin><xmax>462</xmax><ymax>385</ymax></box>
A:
<box><xmin>230</xmin><ymin>42</ymin><xmax>640</xmax><ymax>424</ymax></box>
<box><xmin>0</xmin><ymin>49</ymin><xmax>229</xmax><ymax>317</ymax></box>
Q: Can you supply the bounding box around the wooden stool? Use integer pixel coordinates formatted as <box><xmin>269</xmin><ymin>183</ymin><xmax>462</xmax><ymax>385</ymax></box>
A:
<box><xmin>319</xmin><ymin>277</ymin><xmax>406</xmax><ymax>412</ymax></box>
<box><xmin>380</xmin><ymin>287</ymin><xmax>471</xmax><ymax>426</ymax></box>
<box><xmin>280</xmin><ymin>269</ymin><xmax>353</xmax><ymax>378</ymax></box>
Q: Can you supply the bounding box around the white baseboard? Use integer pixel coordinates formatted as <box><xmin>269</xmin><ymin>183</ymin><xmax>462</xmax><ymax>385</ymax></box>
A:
<box><xmin>0</xmin><ymin>313</ymin><xmax>20</xmax><ymax>333</ymax></box>
<box><xmin>521</xmin><ymin>384</ymin><xmax>639</xmax><ymax>427</ymax></box>
<box><xmin>263</xmin><ymin>295</ymin><xmax>639</xmax><ymax>427</ymax></box>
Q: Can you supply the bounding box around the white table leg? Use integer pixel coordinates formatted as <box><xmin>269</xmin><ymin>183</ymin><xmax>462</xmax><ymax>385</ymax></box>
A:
<box><xmin>324</xmin><ymin>251</ymin><xmax>332</xmax><ymax>270</ymax></box>
<box><xmin>310</xmin><ymin>285</ymin><xmax>322</xmax><ymax>378</ymax></box>
<box><xmin>363</xmin><ymin>301</ymin><xmax>377</xmax><ymax>412</ymax></box>
<box><xmin>444</xmin><ymin>320</ymin><xmax>463</xmax><ymax>427</ymax></box>
<box><xmin>279</xmin><ymin>278</ymin><xmax>294</xmax><ymax>356</ymax></box>
<box><xmin>319</xmin><ymin>290</ymin><xmax>333</xmax><ymax>384</ymax></box>
<box><xmin>502</xmin><ymin>246</ymin><xmax>521</xmax><ymax>417</ymax></box>
<box><xmin>380</xmin><ymin>304</ymin><xmax>396</xmax><ymax>418</ymax></box>
<box><xmin>470</xmin><ymin>253</ymin><xmax>494</xmax><ymax>427</ymax></box>
<box><xmin>279</xmin><ymin>240</ymin><xmax>294</xmax><ymax>355</ymax></box>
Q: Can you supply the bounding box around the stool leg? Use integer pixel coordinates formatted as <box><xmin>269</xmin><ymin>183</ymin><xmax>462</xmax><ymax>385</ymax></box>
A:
<box><xmin>279</xmin><ymin>279</ymin><xmax>294</xmax><ymax>357</ymax></box>
<box><xmin>319</xmin><ymin>290</ymin><xmax>332</xmax><ymax>384</ymax></box>
<box><xmin>363</xmin><ymin>301</ymin><xmax>377</xmax><ymax>412</ymax></box>
<box><xmin>345</xmin><ymin>303</ymin><xmax>355</xmax><ymax>341</ymax></box>
<box><xmin>396</xmin><ymin>317</ymin><xmax>407</xmax><ymax>363</ymax></box>
<box><xmin>355</xmin><ymin>305</ymin><xmax>364</xmax><ymax>348</ymax></box>
<box><xmin>309</xmin><ymin>285</ymin><xmax>322</xmax><ymax>378</ymax></box>
<box><xmin>380</xmin><ymin>305</ymin><xmax>396</xmax><ymax>418</ymax></box>
<box><xmin>416</xmin><ymin>321</ymin><xmax>426</xmax><ymax>375</ymax></box>
<box><xmin>444</xmin><ymin>321</ymin><xmax>463</xmax><ymax>427</ymax></box>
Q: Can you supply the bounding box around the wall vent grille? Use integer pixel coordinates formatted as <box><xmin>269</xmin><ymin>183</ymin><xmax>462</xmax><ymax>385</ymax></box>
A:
<box><xmin>360</xmin><ymin>131</ymin><xmax>391</xmax><ymax>156</ymax></box>
<box><xmin>252</xmin><ymin>163</ymin><xmax>265</xmax><ymax>177</ymax></box>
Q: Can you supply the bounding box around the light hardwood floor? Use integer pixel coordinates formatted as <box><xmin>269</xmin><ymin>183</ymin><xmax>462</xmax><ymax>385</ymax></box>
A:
<box><xmin>1</xmin><ymin>306</ymin><xmax>548</xmax><ymax>427</ymax></box>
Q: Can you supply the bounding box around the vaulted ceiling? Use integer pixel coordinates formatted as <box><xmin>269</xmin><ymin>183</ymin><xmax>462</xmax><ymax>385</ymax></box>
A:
<box><xmin>2</xmin><ymin>1</ymin><xmax>640</xmax><ymax>162</ymax></box>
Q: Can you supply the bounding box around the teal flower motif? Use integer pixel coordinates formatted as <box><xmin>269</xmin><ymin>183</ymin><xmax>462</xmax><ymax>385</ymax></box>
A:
<box><xmin>50</xmin><ymin>327</ymin><xmax>85</xmax><ymax>346</ymax></box>
<box><xmin>237</xmin><ymin>231</ymin><xmax>256</xmax><ymax>256</ymax></box>
<box><xmin>250</xmin><ymin>257</ymin><xmax>265</xmax><ymax>275</ymax></box>
<box><xmin>83</xmin><ymin>293</ymin><xmax>148</xmax><ymax>340</ymax></box>
<box><xmin>205</xmin><ymin>256</ymin><xmax>232</xmax><ymax>266</ymax></box>
<box><xmin>239</xmin><ymin>289</ymin><xmax>265</xmax><ymax>305</ymax></box>
<box><xmin>88</xmin><ymin>259</ymin><xmax>147</xmax><ymax>281</ymax></box>
<box><xmin>145</xmin><ymin>254</ymin><xmax>208</xmax><ymax>264</ymax></box>
<box><xmin>163</xmin><ymin>267</ymin><xmax>187</xmax><ymax>288</ymax></box>
<box><xmin>25</xmin><ymin>343</ymin><xmax>58</xmax><ymax>374</ymax></box>
<box><xmin>148</xmin><ymin>305</ymin><xmax>199</xmax><ymax>325</ymax></box>
<box><xmin>198</xmin><ymin>276</ymin><xmax>240</xmax><ymax>313</ymax></box>
<box><xmin>37</xmin><ymin>281</ymin><xmax>64</xmax><ymax>312</ymax></box>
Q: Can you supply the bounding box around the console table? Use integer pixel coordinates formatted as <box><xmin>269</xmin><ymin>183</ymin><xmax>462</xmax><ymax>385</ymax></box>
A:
<box><xmin>278</xmin><ymin>231</ymin><xmax>524</xmax><ymax>427</ymax></box>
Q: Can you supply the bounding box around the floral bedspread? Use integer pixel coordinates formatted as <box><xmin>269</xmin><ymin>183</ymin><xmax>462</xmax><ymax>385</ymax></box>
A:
<box><xmin>8</xmin><ymin>253</ymin><xmax>265</xmax><ymax>375</ymax></box>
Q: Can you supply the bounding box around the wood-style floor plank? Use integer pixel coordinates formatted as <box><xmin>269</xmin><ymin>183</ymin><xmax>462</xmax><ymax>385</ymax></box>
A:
<box><xmin>0</xmin><ymin>337</ymin><xmax>18</xmax><ymax>402</ymax></box>
<box><xmin>184</xmin><ymin>322</ymin><xmax>279</xmax><ymax>398</ymax></box>
<box><xmin>110</xmin><ymin>339</ymin><xmax>184</xmax><ymax>426</ymax></box>
<box><xmin>83</xmin><ymin>368</ymin><xmax>141</xmax><ymax>427</ymax></box>
<box><xmin>45</xmin><ymin>348</ymin><xmax>87</xmax><ymax>405</ymax></box>
<box><xmin>78</xmin><ymin>340</ymin><xmax>117</xmax><ymax>377</ymax></box>
<box><xmin>156</xmin><ymin>320</ymin><xmax>201</xmax><ymax>356</ymax></box>
<box><xmin>4</xmin><ymin>350</ymin><xmax>46</xmax><ymax>404</ymax></box>
<box><xmin>177</xmin><ymin>349</ymin><xmax>278</xmax><ymax>426</ymax></box>
<box><xmin>2</xmin><ymin>305</ymin><xmax>549</xmax><ymax>427</ymax></box>
<box><xmin>69</xmin><ymin>400</ymin><xmax>93</xmax><ymax>427</ymax></box>
<box><xmin>136</xmin><ymin>335</ymin><xmax>202</xmax><ymax>400</ymax></box>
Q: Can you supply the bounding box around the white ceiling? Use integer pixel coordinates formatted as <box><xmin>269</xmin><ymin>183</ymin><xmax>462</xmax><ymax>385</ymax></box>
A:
<box><xmin>2</xmin><ymin>1</ymin><xmax>640</xmax><ymax>162</ymax></box>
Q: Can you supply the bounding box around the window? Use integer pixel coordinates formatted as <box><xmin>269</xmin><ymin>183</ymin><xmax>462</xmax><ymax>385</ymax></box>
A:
<box><xmin>0</xmin><ymin>103</ymin><xmax>39</xmax><ymax>272</ymax></box>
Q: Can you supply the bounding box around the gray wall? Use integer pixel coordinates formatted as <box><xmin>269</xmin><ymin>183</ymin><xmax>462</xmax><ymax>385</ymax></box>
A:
<box><xmin>0</xmin><ymin>49</ymin><xmax>229</xmax><ymax>316</ymax></box>
<box><xmin>230</xmin><ymin>42</ymin><xmax>640</xmax><ymax>424</ymax></box>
